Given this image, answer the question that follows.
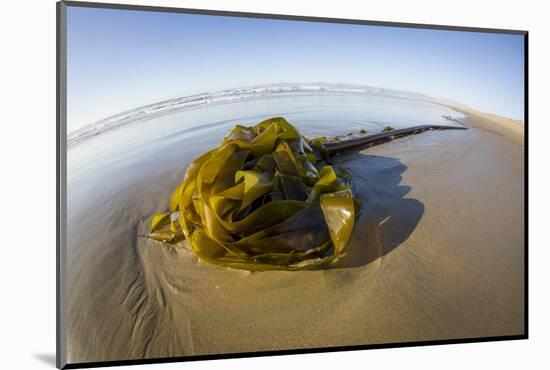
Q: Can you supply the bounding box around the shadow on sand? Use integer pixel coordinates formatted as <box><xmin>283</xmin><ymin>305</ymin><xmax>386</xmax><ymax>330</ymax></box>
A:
<box><xmin>330</xmin><ymin>153</ymin><xmax>424</xmax><ymax>269</ymax></box>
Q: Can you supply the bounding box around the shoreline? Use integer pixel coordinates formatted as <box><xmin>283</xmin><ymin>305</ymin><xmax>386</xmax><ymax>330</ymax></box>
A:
<box><xmin>443</xmin><ymin>103</ymin><xmax>524</xmax><ymax>145</ymax></box>
<box><xmin>66</xmin><ymin>105</ymin><xmax>525</xmax><ymax>363</ymax></box>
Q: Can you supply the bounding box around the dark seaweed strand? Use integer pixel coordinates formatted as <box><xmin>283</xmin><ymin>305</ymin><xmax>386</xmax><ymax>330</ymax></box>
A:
<box><xmin>324</xmin><ymin>125</ymin><xmax>467</xmax><ymax>155</ymax></box>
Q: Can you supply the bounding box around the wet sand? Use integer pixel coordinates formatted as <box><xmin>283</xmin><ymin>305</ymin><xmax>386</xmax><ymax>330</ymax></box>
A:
<box><xmin>66</xmin><ymin>111</ymin><xmax>524</xmax><ymax>364</ymax></box>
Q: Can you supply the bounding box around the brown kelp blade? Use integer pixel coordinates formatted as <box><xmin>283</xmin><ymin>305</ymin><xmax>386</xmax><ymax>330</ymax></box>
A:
<box><xmin>150</xmin><ymin>118</ymin><xmax>465</xmax><ymax>270</ymax></box>
<box><xmin>149</xmin><ymin>117</ymin><xmax>360</xmax><ymax>270</ymax></box>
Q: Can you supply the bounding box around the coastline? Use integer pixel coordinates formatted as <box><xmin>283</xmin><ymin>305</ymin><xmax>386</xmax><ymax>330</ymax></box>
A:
<box><xmin>444</xmin><ymin>103</ymin><xmax>524</xmax><ymax>145</ymax></box>
<box><xmin>66</xmin><ymin>106</ymin><xmax>525</xmax><ymax>363</ymax></box>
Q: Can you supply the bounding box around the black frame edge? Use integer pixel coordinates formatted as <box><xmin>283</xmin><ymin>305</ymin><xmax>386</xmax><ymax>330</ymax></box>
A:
<box><xmin>57</xmin><ymin>1</ymin><xmax>68</xmax><ymax>369</ymax></box>
<box><xmin>56</xmin><ymin>2</ymin><xmax>61</xmax><ymax>368</ymax></box>
<box><xmin>63</xmin><ymin>334</ymin><xmax>527</xmax><ymax>369</ymax></box>
<box><xmin>61</xmin><ymin>0</ymin><xmax>527</xmax><ymax>35</ymax></box>
<box><xmin>523</xmin><ymin>32</ymin><xmax>529</xmax><ymax>339</ymax></box>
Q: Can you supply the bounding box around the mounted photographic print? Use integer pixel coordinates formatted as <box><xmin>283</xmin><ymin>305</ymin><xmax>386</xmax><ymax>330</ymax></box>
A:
<box><xmin>57</xmin><ymin>1</ymin><xmax>527</xmax><ymax>368</ymax></box>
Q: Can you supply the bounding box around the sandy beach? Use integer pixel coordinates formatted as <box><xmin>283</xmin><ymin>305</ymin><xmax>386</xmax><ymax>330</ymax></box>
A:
<box><xmin>66</xmin><ymin>107</ymin><xmax>524</xmax><ymax>364</ymax></box>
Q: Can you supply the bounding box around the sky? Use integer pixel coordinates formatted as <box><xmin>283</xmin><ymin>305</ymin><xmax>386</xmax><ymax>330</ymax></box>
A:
<box><xmin>66</xmin><ymin>6</ymin><xmax>525</xmax><ymax>133</ymax></box>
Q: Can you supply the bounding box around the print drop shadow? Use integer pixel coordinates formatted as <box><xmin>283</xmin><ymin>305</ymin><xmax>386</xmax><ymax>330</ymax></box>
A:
<box><xmin>33</xmin><ymin>353</ymin><xmax>56</xmax><ymax>366</ymax></box>
<box><xmin>328</xmin><ymin>153</ymin><xmax>425</xmax><ymax>269</ymax></box>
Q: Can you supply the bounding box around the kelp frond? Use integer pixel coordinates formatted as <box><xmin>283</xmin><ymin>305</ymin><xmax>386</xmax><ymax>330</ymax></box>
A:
<box><xmin>150</xmin><ymin>117</ymin><xmax>358</xmax><ymax>270</ymax></box>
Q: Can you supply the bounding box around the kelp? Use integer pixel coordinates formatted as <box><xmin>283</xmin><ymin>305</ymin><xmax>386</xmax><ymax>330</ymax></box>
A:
<box><xmin>150</xmin><ymin>117</ymin><xmax>359</xmax><ymax>270</ymax></box>
<box><xmin>150</xmin><ymin>117</ymin><xmax>467</xmax><ymax>270</ymax></box>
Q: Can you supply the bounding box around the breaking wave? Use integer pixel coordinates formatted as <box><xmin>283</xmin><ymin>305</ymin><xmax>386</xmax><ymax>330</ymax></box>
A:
<box><xmin>67</xmin><ymin>82</ymin><xmax>434</xmax><ymax>147</ymax></box>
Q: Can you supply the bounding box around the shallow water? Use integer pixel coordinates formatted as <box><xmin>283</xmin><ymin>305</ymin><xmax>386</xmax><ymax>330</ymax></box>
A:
<box><xmin>68</xmin><ymin>94</ymin><xmax>461</xmax><ymax>179</ymax></box>
<box><xmin>67</xmin><ymin>93</ymin><xmax>463</xmax><ymax>240</ymax></box>
<box><xmin>65</xmin><ymin>94</ymin><xmax>525</xmax><ymax>363</ymax></box>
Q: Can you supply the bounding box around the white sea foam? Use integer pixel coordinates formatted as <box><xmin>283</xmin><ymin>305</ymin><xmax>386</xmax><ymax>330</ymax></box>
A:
<box><xmin>67</xmin><ymin>82</ymin><xmax>433</xmax><ymax>147</ymax></box>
